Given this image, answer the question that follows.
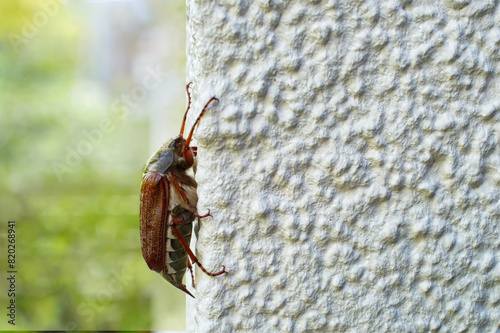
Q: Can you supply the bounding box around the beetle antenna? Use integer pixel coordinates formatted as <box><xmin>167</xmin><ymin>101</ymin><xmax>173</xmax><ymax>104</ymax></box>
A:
<box><xmin>180</xmin><ymin>82</ymin><xmax>193</xmax><ymax>137</ymax></box>
<box><xmin>185</xmin><ymin>96</ymin><xmax>218</xmax><ymax>148</ymax></box>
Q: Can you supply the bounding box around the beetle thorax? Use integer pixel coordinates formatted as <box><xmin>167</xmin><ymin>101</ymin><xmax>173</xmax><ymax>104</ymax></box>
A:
<box><xmin>145</xmin><ymin>136</ymin><xmax>195</xmax><ymax>174</ymax></box>
<box><xmin>145</xmin><ymin>146</ymin><xmax>175</xmax><ymax>174</ymax></box>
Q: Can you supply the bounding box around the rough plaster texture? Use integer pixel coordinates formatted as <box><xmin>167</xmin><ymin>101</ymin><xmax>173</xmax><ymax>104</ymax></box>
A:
<box><xmin>186</xmin><ymin>0</ymin><xmax>500</xmax><ymax>332</ymax></box>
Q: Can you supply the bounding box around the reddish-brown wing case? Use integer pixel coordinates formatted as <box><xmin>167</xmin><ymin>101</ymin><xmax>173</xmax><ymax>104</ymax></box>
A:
<box><xmin>140</xmin><ymin>172</ymin><xmax>169</xmax><ymax>273</ymax></box>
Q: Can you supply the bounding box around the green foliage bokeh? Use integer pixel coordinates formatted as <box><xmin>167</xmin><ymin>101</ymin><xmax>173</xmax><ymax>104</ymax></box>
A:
<box><xmin>0</xmin><ymin>1</ymin><xmax>187</xmax><ymax>330</ymax></box>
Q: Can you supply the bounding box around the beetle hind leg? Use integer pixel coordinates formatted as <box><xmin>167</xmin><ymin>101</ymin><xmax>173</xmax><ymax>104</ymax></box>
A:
<box><xmin>187</xmin><ymin>257</ymin><xmax>196</xmax><ymax>289</ymax></box>
<box><xmin>169</xmin><ymin>221</ymin><xmax>227</xmax><ymax>278</ymax></box>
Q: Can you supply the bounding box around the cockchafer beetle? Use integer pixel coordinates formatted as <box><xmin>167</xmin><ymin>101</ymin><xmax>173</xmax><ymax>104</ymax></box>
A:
<box><xmin>140</xmin><ymin>83</ymin><xmax>225</xmax><ymax>298</ymax></box>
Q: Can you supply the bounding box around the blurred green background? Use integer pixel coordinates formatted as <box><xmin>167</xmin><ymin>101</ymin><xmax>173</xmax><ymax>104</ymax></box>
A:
<box><xmin>0</xmin><ymin>0</ymin><xmax>189</xmax><ymax>330</ymax></box>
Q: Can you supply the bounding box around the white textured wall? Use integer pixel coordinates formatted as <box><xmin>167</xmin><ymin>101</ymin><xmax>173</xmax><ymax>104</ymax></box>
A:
<box><xmin>187</xmin><ymin>1</ymin><xmax>500</xmax><ymax>332</ymax></box>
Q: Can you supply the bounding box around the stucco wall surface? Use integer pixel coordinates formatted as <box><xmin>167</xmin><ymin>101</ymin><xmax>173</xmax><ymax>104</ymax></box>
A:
<box><xmin>187</xmin><ymin>0</ymin><xmax>500</xmax><ymax>332</ymax></box>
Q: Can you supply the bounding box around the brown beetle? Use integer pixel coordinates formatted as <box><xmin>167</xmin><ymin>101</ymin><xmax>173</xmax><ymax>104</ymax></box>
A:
<box><xmin>140</xmin><ymin>83</ymin><xmax>225</xmax><ymax>297</ymax></box>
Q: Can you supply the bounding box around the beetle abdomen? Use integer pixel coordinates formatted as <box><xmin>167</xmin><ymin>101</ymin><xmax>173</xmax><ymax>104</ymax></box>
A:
<box><xmin>163</xmin><ymin>223</ymin><xmax>192</xmax><ymax>285</ymax></box>
<box><xmin>162</xmin><ymin>207</ymin><xmax>195</xmax><ymax>293</ymax></box>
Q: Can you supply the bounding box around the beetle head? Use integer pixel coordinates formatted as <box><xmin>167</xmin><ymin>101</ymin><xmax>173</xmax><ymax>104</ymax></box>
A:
<box><xmin>168</xmin><ymin>135</ymin><xmax>195</xmax><ymax>169</ymax></box>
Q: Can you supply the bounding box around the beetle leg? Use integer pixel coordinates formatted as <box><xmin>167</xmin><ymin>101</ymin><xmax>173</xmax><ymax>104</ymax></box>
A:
<box><xmin>169</xmin><ymin>222</ymin><xmax>226</xmax><ymax>277</ymax></box>
<box><xmin>187</xmin><ymin>257</ymin><xmax>196</xmax><ymax>288</ymax></box>
<box><xmin>166</xmin><ymin>172</ymin><xmax>211</xmax><ymax>218</ymax></box>
<box><xmin>197</xmin><ymin>209</ymin><xmax>211</xmax><ymax>218</ymax></box>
